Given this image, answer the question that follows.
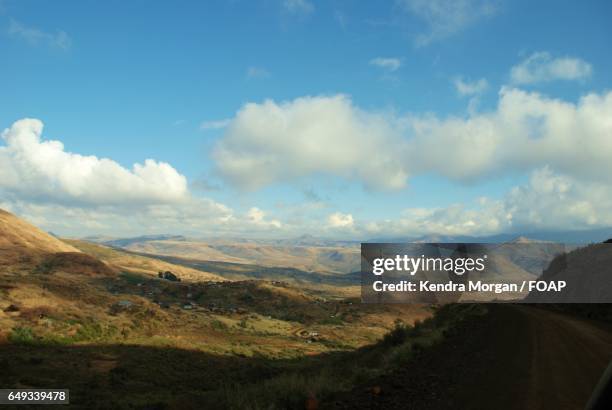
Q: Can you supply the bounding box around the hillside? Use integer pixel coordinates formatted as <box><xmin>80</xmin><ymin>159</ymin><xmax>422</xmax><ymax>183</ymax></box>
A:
<box><xmin>1</xmin><ymin>210</ymin><xmax>431</xmax><ymax>380</ymax></box>
<box><xmin>526</xmin><ymin>241</ymin><xmax>612</xmax><ymax>303</ymax></box>
<box><xmin>65</xmin><ymin>239</ymin><xmax>225</xmax><ymax>282</ymax></box>
<box><xmin>0</xmin><ymin>211</ymin><xmax>433</xmax><ymax>409</ymax></box>
<box><xmin>113</xmin><ymin>237</ymin><xmax>360</xmax><ymax>274</ymax></box>
<box><xmin>0</xmin><ymin>209</ymin><xmax>80</xmax><ymax>266</ymax></box>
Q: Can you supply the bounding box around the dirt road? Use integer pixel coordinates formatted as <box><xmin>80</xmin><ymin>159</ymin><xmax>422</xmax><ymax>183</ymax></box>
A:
<box><xmin>328</xmin><ymin>305</ymin><xmax>612</xmax><ymax>409</ymax></box>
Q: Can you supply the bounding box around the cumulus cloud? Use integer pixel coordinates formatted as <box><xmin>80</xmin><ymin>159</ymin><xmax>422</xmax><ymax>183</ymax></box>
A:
<box><xmin>246</xmin><ymin>207</ymin><xmax>282</xmax><ymax>228</ymax></box>
<box><xmin>453</xmin><ymin>77</ymin><xmax>488</xmax><ymax>96</ymax></box>
<box><xmin>8</xmin><ymin>165</ymin><xmax>612</xmax><ymax>238</ymax></box>
<box><xmin>213</xmin><ymin>95</ymin><xmax>409</xmax><ymax>191</ymax></box>
<box><xmin>409</xmin><ymin>87</ymin><xmax>612</xmax><ymax>182</ymax></box>
<box><xmin>8</xmin><ymin>19</ymin><xmax>71</xmax><ymax>50</ymax></box>
<box><xmin>397</xmin><ymin>0</ymin><xmax>499</xmax><ymax>46</ymax></box>
<box><xmin>4</xmin><ymin>192</ymin><xmax>294</xmax><ymax>238</ymax></box>
<box><xmin>327</xmin><ymin>212</ymin><xmax>354</xmax><ymax>229</ymax></box>
<box><xmin>366</xmin><ymin>202</ymin><xmax>506</xmax><ymax>237</ymax></box>
<box><xmin>370</xmin><ymin>57</ymin><xmax>402</xmax><ymax>72</ymax></box>
<box><xmin>510</xmin><ymin>52</ymin><xmax>592</xmax><ymax>85</ymax></box>
<box><xmin>212</xmin><ymin>88</ymin><xmax>612</xmax><ymax>189</ymax></box>
<box><xmin>0</xmin><ymin>119</ymin><xmax>189</xmax><ymax>205</ymax></box>
<box><xmin>0</xmin><ymin>119</ymin><xmax>302</xmax><ymax>238</ymax></box>
<box><xmin>3</xmin><ymin>198</ymin><xmax>267</xmax><ymax>238</ymax></box>
<box><xmin>369</xmin><ymin>167</ymin><xmax>612</xmax><ymax>237</ymax></box>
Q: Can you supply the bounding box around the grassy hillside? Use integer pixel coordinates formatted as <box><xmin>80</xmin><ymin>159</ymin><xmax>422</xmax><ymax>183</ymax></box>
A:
<box><xmin>0</xmin><ymin>209</ymin><xmax>80</xmax><ymax>267</ymax></box>
<box><xmin>526</xmin><ymin>241</ymin><xmax>612</xmax><ymax>305</ymax></box>
<box><xmin>115</xmin><ymin>238</ymin><xmax>360</xmax><ymax>274</ymax></box>
<box><xmin>65</xmin><ymin>239</ymin><xmax>225</xmax><ymax>282</ymax></box>
<box><xmin>139</xmin><ymin>253</ymin><xmax>361</xmax><ymax>292</ymax></box>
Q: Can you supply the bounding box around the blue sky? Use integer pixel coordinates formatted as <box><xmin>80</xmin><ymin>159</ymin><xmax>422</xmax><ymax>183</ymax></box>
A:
<box><xmin>1</xmin><ymin>0</ymin><xmax>612</xmax><ymax>239</ymax></box>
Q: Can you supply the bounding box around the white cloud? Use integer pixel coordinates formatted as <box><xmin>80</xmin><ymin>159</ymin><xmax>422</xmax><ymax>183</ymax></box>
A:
<box><xmin>2</xmin><ymin>198</ymin><xmax>244</xmax><ymax>238</ymax></box>
<box><xmin>408</xmin><ymin>87</ymin><xmax>612</xmax><ymax>182</ymax></box>
<box><xmin>8</xmin><ymin>19</ymin><xmax>71</xmax><ymax>50</ymax></box>
<box><xmin>0</xmin><ymin>119</ymin><xmax>274</xmax><ymax>238</ymax></box>
<box><xmin>200</xmin><ymin>119</ymin><xmax>231</xmax><ymax>130</ymax></box>
<box><xmin>370</xmin><ymin>167</ymin><xmax>612</xmax><ymax>237</ymax></box>
<box><xmin>370</xmin><ymin>57</ymin><xmax>402</xmax><ymax>72</ymax></box>
<box><xmin>3</xmin><ymin>193</ymin><xmax>292</xmax><ymax>238</ymax></box>
<box><xmin>454</xmin><ymin>77</ymin><xmax>488</xmax><ymax>96</ymax></box>
<box><xmin>247</xmin><ymin>207</ymin><xmax>282</xmax><ymax>228</ymax></box>
<box><xmin>246</xmin><ymin>66</ymin><xmax>270</xmax><ymax>79</ymax></box>
<box><xmin>0</xmin><ymin>119</ymin><xmax>189</xmax><ymax>205</ymax></box>
<box><xmin>327</xmin><ymin>212</ymin><xmax>354</xmax><ymax>229</ymax></box>
<box><xmin>510</xmin><ymin>52</ymin><xmax>592</xmax><ymax>85</ymax></box>
<box><xmin>283</xmin><ymin>0</ymin><xmax>314</xmax><ymax>15</ymax></box>
<box><xmin>366</xmin><ymin>202</ymin><xmax>506</xmax><ymax>237</ymax></box>
<box><xmin>212</xmin><ymin>88</ymin><xmax>612</xmax><ymax>190</ymax></box>
<box><xmin>213</xmin><ymin>95</ymin><xmax>409</xmax><ymax>191</ymax></box>
<box><xmin>397</xmin><ymin>0</ymin><xmax>498</xmax><ymax>46</ymax></box>
<box><xmin>8</xmin><ymin>164</ymin><xmax>612</xmax><ymax>238</ymax></box>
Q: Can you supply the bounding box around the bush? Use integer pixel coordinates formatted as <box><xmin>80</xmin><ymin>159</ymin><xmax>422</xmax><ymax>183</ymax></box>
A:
<box><xmin>318</xmin><ymin>316</ymin><xmax>344</xmax><ymax>326</ymax></box>
<box><xmin>8</xmin><ymin>327</ymin><xmax>36</xmax><ymax>345</ymax></box>
<box><xmin>211</xmin><ymin>320</ymin><xmax>228</xmax><ymax>331</ymax></box>
<box><xmin>382</xmin><ymin>320</ymin><xmax>409</xmax><ymax>346</ymax></box>
<box><xmin>76</xmin><ymin>322</ymin><xmax>105</xmax><ymax>341</ymax></box>
<box><xmin>34</xmin><ymin>260</ymin><xmax>54</xmax><ymax>274</ymax></box>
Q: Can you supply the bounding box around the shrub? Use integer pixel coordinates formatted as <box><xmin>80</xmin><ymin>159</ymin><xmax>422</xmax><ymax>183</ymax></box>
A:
<box><xmin>211</xmin><ymin>320</ymin><xmax>228</xmax><ymax>331</ymax></box>
<box><xmin>8</xmin><ymin>326</ymin><xmax>36</xmax><ymax>345</ymax></box>
<box><xmin>382</xmin><ymin>319</ymin><xmax>409</xmax><ymax>346</ymax></box>
<box><xmin>318</xmin><ymin>316</ymin><xmax>344</xmax><ymax>326</ymax></box>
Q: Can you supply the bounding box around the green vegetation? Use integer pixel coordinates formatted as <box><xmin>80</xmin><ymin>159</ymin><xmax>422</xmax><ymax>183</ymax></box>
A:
<box><xmin>75</xmin><ymin>322</ymin><xmax>118</xmax><ymax>342</ymax></box>
<box><xmin>119</xmin><ymin>271</ymin><xmax>147</xmax><ymax>285</ymax></box>
<box><xmin>318</xmin><ymin>316</ymin><xmax>344</xmax><ymax>326</ymax></box>
<box><xmin>34</xmin><ymin>259</ymin><xmax>55</xmax><ymax>274</ymax></box>
<box><xmin>9</xmin><ymin>325</ymin><xmax>77</xmax><ymax>346</ymax></box>
<box><xmin>211</xmin><ymin>319</ymin><xmax>229</xmax><ymax>331</ymax></box>
<box><xmin>8</xmin><ymin>320</ymin><xmax>119</xmax><ymax>346</ymax></box>
<box><xmin>8</xmin><ymin>327</ymin><xmax>36</xmax><ymax>345</ymax></box>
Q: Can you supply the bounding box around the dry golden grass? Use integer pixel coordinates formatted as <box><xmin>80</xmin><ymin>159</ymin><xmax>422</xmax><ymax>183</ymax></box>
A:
<box><xmin>123</xmin><ymin>239</ymin><xmax>360</xmax><ymax>274</ymax></box>
<box><xmin>0</xmin><ymin>209</ymin><xmax>79</xmax><ymax>265</ymax></box>
<box><xmin>0</xmin><ymin>208</ymin><xmax>432</xmax><ymax>359</ymax></box>
<box><xmin>64</xmin><ymin>239</ymin><xmax>226</xmax><ymax>282</ymax></box>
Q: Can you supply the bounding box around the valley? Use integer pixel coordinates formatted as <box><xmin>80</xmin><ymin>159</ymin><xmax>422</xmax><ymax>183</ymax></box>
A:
<box><xmin>0</xmin><ymin>209</ymin><xmax>437</xmax><ymax>408</ymax></box>
<box><xmin>2</xmin><ymin>209</ymin><xmax>612</xmax><ymax>409</ymax></box>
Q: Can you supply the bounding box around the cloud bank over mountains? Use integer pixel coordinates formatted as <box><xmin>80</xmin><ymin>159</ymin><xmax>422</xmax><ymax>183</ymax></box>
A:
<box><xmin>367</xmin><ymin>167</ymin><xmax>612</xmax><ymax>238</ymax></box>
